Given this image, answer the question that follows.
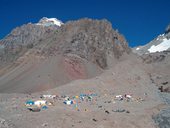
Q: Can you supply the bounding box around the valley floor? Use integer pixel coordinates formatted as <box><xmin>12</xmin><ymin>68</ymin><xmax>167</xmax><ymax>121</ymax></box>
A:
<box><xmin>0</xmin><ymin>54</ymin><xmax>170</xmax><ymax>128</ymax></box>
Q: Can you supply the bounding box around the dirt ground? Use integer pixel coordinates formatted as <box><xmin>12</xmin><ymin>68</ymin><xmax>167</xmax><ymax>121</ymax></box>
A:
<box><xmin>0</xmin><ymin>54</ymin><xmax>169</xmax><ymax>128</ymax></box>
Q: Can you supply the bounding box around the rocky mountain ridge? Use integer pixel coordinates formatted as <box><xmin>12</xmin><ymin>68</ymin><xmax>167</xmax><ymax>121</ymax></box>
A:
<box><xmin>0</xmin><ymin>18</ymin><xmax>130</xmax><ymax>69</ymax></box>
<box><xmin>0</xmin><ymin>18</ymin><xmax>59</xmax><ymax>67</ymax></box>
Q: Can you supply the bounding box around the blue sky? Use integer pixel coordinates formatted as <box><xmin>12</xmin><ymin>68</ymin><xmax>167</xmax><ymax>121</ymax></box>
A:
<box><xmin>0</xmin><ymin>0</ymin><xmax>170</xmax><ymax>47</ymax></box>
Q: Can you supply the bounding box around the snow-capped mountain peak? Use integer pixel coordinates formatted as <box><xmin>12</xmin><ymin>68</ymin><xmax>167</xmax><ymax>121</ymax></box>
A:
<box><xmin>133</xmin><ymin>24</ymin><xmax>170</xmax><ymax>55</ymax></box>
<box><xmin>36</xmin><ymin>17</ymin><xmax>63</xmax><ymax>27</ymax></box>
<box><xmin>148</xmin><ymin>38</ymin><xmax>170</xmax><ymax>53</ymax></box>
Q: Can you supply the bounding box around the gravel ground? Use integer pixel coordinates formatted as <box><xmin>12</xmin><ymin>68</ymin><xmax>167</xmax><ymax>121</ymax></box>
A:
<box><xmin>153</xmin><ymin>93</ymin><xmax>170</xmax><ymax>128</ymax></box>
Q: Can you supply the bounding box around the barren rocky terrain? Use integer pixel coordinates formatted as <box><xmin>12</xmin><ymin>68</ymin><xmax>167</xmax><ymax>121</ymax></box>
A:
<box><xmin>0</xmin><ymin>19</ymin><xmax>170</xmax><ymax>128</ymax></box>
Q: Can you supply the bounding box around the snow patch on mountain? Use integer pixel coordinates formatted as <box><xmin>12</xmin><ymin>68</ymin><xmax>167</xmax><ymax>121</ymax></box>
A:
<box><xmin>36</xmin><ymin>17</ymin><xmax>63</xmax><ymax>27</ymax></box>
<box><xmin>136</xmin><ymin>47</ymin><xmax>140</xmax><ymax>50</ymax></box>
<box><xmin>148</xmin><ymin>38</ymin><xmax>170</xmax><ymax>53</ymax></box>
<box><xmin>132</xmin><ymin>23</ymin><xmax>170</xmax><ymax>55</ymax></box>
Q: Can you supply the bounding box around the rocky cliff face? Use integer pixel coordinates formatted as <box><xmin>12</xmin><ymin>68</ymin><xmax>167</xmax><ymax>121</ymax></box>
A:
<box><xmin>0</xmin><ymin>18</ymin><xmax>130</xmax><ymax>69</ymax></box>
<box><xmin>42</xmin><ymin>18</ymin><xmax>130</xmax><ymax>68</ymax></box>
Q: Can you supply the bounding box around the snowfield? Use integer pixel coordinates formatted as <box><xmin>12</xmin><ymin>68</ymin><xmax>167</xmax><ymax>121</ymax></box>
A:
<box><xmin>148</xmin><ymin>38</ymin><xmax>170</xmax><ymax>53</ymax></box>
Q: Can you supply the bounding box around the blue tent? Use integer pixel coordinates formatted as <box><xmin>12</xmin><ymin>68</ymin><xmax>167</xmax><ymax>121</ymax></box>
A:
<box><xmin>25</xmin><ymin>100</ymin><xmax>34</xmax><ymax>105</ymax></box>
<box><xmin>42</xmin><ymin>106</ymin><xmax>48</xmax><ymax>110</ymax></box>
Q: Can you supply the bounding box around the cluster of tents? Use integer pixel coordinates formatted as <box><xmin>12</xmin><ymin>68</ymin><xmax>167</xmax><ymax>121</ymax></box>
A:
<box><xmin>24</xmin><ymin>92</ymin><xmax>145</xmax><ymax>112</ymax></box>
<box><xmin>25</xmin><ymin>100</ymin><xmax>48</xmax><ymax>112</ymax></box>
<box><xmin>25</xmin><ymin>95</ymin><xmax>56</xmax><ymax>112</ymax></box>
